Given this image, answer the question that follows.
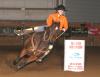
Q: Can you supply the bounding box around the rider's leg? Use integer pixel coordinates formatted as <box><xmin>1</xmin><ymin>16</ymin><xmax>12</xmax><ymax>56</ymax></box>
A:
<box><xmin>49</xmin><ymin>28</ymin><xmax>61</xmax><ymax>45</ymax></box>
<box><xmin>49</xmin><ymin>34</ymin><xmax>56</xmax><ymax>45</ymax></box>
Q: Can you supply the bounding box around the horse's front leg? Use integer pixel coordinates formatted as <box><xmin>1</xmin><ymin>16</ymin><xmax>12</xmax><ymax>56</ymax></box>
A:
<box><xmin>13</xmin><ymin>48</ymin><xmax>29</xmax><ymax>65</ymax></box>
<box><xmin>16</xmin><ymin>51</ymin><xmax>39</xmax><ymax>70</ymax></box>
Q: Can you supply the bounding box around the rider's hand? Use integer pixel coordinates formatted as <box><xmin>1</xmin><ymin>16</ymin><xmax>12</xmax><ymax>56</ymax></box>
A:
<box><xmin>62</xmin><ymin>28</ymin><xmax>66</xmax><ymax>32</ymax></box>
<box><xmin>55</xmin><ymin>27</ymin><xmax>59</xmax><ymax>30</ymax></box>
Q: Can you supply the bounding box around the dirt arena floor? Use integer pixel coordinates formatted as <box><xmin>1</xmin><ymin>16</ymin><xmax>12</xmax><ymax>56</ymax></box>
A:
<box><xmin>0</xmin><ymin>45</ymin><xmax>100</xmax><ymax>77</ymax></box>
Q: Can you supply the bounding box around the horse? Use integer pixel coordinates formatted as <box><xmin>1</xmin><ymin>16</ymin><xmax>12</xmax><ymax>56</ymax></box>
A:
<box><xmin>13</xmin><ymin>24</ymin><xmax>65</xmax><ymax>70</ymax></box>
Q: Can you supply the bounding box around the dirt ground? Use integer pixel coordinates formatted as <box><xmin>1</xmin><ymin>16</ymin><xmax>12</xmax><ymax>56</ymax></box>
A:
<box><xmin>0</xmin><ymin>46</ymin><xmax>100</xmax><ymax>77</ymax></box>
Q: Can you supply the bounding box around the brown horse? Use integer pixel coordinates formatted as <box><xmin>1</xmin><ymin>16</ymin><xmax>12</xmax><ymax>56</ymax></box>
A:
<box><xmin>13</xmin><ymin>25</ymin><xmax>64</xmax><ymax>70</ymax></box>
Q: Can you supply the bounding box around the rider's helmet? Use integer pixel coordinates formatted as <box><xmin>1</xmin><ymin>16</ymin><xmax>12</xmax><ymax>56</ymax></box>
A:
<box><xmin>55</xmin><ymin>4</ymin><xmax>66</xmax><ymax>11</ymax></box>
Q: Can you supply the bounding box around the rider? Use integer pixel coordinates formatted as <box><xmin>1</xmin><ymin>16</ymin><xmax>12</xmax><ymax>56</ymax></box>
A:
<box><xmin>47</xmin><ymin>4</ymin><xmax>68</xmax><ymax>31</ymax></box>
<box><xmin>47</xmin><ymin>4</ymin><xmax>68</xmax><ymax>47</ymax></box>
<box><xmin>13</xmin><ymin>5</ymin><xmax>69</xmax><ymax>68</ymax></box>
<box><xmin>36</xmin><ymin>4</ymin><xmax>69</xmax><ymax>62</ymax></box>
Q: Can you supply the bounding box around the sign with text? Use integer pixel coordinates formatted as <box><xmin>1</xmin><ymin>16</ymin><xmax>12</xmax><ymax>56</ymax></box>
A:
<box><xmin>64</xmin><ymin>40</ymin><xmax>85</xmax><ymax>72</ymax></box>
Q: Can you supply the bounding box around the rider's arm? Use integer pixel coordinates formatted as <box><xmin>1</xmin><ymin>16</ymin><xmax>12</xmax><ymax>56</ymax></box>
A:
<box><xmin>60</xmin><ymin>16</ymin><xmax>68</xmax><ymax>31</ymax></box>
<box><xmin>46</xmin><ymin>14</ymin><xmax>53</xmax><ymax>27</ymax></box>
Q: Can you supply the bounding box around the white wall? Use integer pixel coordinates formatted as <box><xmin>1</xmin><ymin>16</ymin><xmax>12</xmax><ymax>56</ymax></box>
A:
<box><xmin>0</xmin><ymin>0</ymin><xmax>56</xmax><ymax>8</ymax></box>
<box><xmin>0</xmin><ymin>0</ymin><xmax>57</xmax><ymax>20</ymax></box>
<box><xmin>1</xmin><ymin>0</ymin><xmax>99</xmax><ymax>23</ymax></box>
<box><xmin>66</xmin><ymin>0</ymin><xmax>100</xmax><ymax>23</ymax></box>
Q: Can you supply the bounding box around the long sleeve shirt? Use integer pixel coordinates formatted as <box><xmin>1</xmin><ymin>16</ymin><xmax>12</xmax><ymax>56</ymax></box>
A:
<box><xmin>46</xmin><ymin>12</ymin><xmax>68</xmax><ymax>31</ymax></box>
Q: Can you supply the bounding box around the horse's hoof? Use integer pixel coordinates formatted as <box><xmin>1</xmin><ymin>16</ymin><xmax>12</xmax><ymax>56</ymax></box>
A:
<box><xmin>16</xmin><ymin>65</ymin><xmax>24</xmax><ymax>71</ymax></box>
<box><xmin>17</xmin><ymin>65</ymin><xmax>22</xmax><ymax>70</ymax></box>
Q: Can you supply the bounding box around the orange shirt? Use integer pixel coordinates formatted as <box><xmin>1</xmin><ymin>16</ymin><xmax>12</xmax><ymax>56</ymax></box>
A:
<box><xmin>47</xmin><ymin>12</ymin><xmax>68</xmax><ymax>30</ymax></box>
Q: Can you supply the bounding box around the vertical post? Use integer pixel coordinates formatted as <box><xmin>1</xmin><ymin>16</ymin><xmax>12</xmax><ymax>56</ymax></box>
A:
<box><xmin>21</xmin><ymin>22</ymin><xmax>25</xmax><ymax>47</ymax></box>
<box><xmin>60</xmin><ymin>0</ymin><xmax>64</xmax><ymax>5</ymax></box>
<box><xmin>21</xmin><ymin>7</ymin><xmax>26</xmax><ymax>47</ymax></box>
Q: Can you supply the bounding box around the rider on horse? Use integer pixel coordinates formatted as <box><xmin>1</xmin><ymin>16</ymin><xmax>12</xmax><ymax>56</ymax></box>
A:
<box><xmin>36</xmin><ymin>4</ymin><xmax>69</xmax><ymax>62</ymax></box>
<box><xmin>13</xmin><ymin>5</ymin><xmax>69</xmax><ymax>70</ymax></box>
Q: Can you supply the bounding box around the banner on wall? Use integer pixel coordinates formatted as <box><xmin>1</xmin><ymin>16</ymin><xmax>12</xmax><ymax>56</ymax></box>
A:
<box><xmin>64</xmin><ymin>40</ymin><xmax>85</xmax><ymax>72</ymax></box>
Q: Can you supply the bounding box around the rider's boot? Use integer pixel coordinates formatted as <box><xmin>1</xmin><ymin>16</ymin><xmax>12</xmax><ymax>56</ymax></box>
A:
<box><xmin>13</xmin><ymin>56</ymin><xmax>22</xmax><ymax>65</ymax></box>
<box><xmin>48</xmin><ymin>43</ymin><xmax>53</xmax><ymax>50</ymax></box>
